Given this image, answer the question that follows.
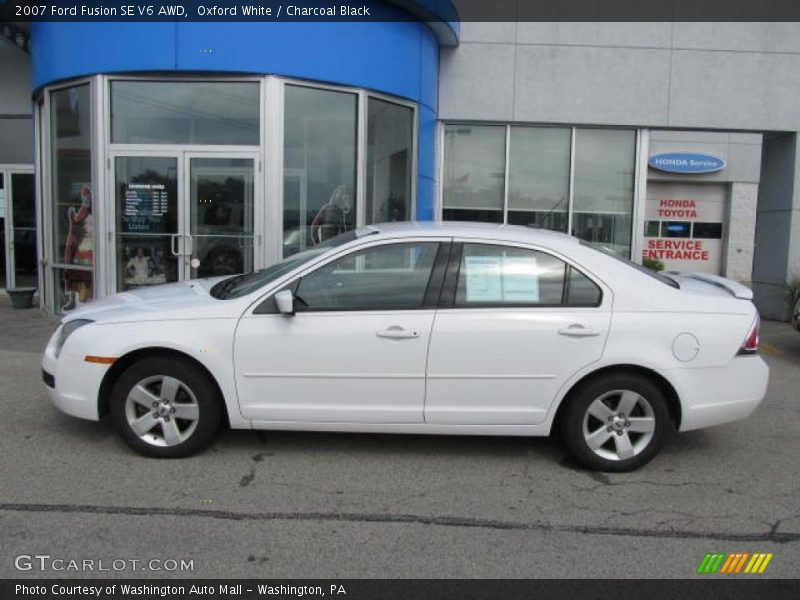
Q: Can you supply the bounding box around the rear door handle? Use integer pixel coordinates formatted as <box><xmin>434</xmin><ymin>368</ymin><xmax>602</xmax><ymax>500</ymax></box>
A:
<box><xmin>558</xmin><ymin>324</ymin><xmax>601</xmax><ymax>338</ymax></box>
<box><xmin>376</xmin><ymin>327</ymin><xmax>420</xmax><ymax>340</ymax></box>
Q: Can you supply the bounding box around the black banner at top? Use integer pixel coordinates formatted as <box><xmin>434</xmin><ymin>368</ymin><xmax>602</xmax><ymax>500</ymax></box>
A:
<box><xmin>4</xmin><ymin>0</ymin><xmax>800</xmax><ymax>23</ymax></box>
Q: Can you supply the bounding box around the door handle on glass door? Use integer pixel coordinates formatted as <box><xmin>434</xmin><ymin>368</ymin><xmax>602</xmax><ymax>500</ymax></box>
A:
<box><xmin>376</xmin><ymin>327</ymin><xmax>420</xmax><ymax>340</ymax></box>
<box><xmin>558</xmin><ymin>324</ymin><xmax>601</xmax><ymax>338</ymax></box>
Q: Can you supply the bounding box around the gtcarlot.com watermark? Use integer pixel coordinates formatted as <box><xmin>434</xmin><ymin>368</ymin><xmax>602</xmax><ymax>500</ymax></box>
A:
<box><xmin>14</xmin><ymin>554</ymin><xmax>194</xmax><ymax>573</ymax></box>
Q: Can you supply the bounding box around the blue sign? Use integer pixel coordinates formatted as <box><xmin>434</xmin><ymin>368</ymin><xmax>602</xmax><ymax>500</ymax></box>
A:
<box><xmin>649</xmin><ymin>152</ymin><xmax>726</xmax><ymax>174</ymax></box>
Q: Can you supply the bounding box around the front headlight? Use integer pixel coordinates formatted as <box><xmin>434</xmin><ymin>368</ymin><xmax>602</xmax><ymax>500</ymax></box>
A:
<box><xmin>54</xmin><ymin>319</ymin><xmax>94</xmax><ymax>358</ymax></box>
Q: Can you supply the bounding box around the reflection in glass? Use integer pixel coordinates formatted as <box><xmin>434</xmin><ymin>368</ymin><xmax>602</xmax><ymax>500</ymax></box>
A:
<box><xmin>443</xmin><ymin>124</ymin><xmax>505</xmax><ymax>223</ymax></box>
<box><xmin>366</xmin><ymin>98</ymin><xmax>413</xmax><ymax>224</ymax></box>
<box><xmin>507</xmin><ymin>126</ymin><xmax>571</xmax><ymax>232</ymax></box>
<box><xmin>51</xmin><ymin>84</ymin><xmax>94</xmax><ymax>311</ymax></box>
<box><xmin>190</xmin><ymin>158</ymin><xmax>254</xmax><ymax>278</ymax></box>
<box><xmin>114</xmin><ymin>157</ymin><xmax>178</xmax><ymax>291</ymax></box>
<box><xmin>283</xmin><ymin>85</ymin><xmax>357</xmax><ymax>257</ymax></box>
<box><xmin>111</xmin><ymin>81</ymin><xmax>260</xmax><ymax>145</ymax></box>
<box><xmin>11</xmin><ymin>174</ymin><xmax>38</xmax><ymax>288</ymax></box>
<box><xmin>572</xmin><ymin>129</ymin><xmax>636</xmax><ymax>256</ymax></box>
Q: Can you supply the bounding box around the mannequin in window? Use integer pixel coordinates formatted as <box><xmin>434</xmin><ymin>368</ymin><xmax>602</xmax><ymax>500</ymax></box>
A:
<box><xmin>310</xmin><ymin>185</ymin><xmax>351</xmax><ymax>245</ymax></box>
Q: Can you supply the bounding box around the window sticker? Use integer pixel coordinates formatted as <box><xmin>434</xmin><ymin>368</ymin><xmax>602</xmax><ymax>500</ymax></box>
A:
<box><xmin>465</xmin><ymin>255</ymin><xmax>503</xmax><ymax>302</ymax></box>
<box><xmin>464</xmin><ymin>252</ymin><xmax>540</xmax><ymax>303</ymax></box>
<box><xmin>502</xmin><ymin>255</ymin><xmax>540</xmax><ymax>302</ymax></box>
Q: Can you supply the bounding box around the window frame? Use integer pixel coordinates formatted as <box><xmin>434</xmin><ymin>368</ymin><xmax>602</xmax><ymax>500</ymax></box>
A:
<box><xmin>439</xmin><ymin>240</ymin><xmax>604</xmax><ymax>310</ymax></box>
<box><xmin>256</xmin><ymin>238</ymin><xmax>451</xmax><ymax>314</ymax></box>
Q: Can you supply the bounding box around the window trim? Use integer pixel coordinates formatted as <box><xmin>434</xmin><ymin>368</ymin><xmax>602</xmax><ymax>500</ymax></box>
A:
<box><xmin>438</xmin><ymin>240</ymin><xmax>604</xmax><ymax>310</ymax></box>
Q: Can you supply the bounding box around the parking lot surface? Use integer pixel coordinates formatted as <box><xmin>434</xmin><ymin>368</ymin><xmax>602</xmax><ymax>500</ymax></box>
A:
<box><xmin>1</xmin><ymin>297</ymin><xmax>798</xmax><ymax>578</ymax></box>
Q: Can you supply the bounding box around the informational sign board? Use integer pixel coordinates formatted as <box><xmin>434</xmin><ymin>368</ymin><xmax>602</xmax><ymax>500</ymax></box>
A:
<box><xmin>649</xmin><ymin>152</ymin><xmax>726</xmax><ymax>174</ymax></box>
<box><xmin>121</xmin><ymin>183</ymin><xmax>169</xmax><ymax>233</ymax></box>
<box><xmin>643</xmin><ymin>182</ymin><xmax>727</xmax><ymax>275</ymax></box>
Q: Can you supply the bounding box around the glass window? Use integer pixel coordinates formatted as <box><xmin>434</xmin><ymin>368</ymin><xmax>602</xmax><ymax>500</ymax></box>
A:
<box><xmin>11</xmin><ymin>174</ymin><xmax>38</xmax><ymax>288</ymax></box>
<box><xmin>443</xmin><ymin>125</ymin><xmax>505</xmax><ymax>223</ymax></box>
<box><xmin>566</xmin><ymin>266</ymin><xmax>602</xmax><ymax>306</ymax></box>
<box><xmin>114</xmin><ymin>157</ymin><xmax>179</xmax><ymax>291</ymax></box>
<box><xmin>283</xmin><ymin>85</ymin><xmax>357</xmax><ymax>257</ymax></box>
<box><xmin>295</xmin><ymin>242</ymin><xmax>439</xmax><ymax>311</ymax></box>
<box><xmin>110</xmin><ymin>81</ymin><xmax>260</xmax><ymax>145</ymax></box>
<box><xmin>51</xmin><ymin>84</ymin><xmax>94</xmax><ymax>311</ymax></box>
<box><xmin>644</xmin><ymin>221</ymin><xmax>660</xmax><ymax>237</ymax></box>
<box><xmin>664</xmin><ymin>221</ymin><xmax>691</xmax><ymax>238</ymax></box>
<box><xmin>572</xmin><ymin>129</ymin><xmax>636</xmax><ymax>257</ymax></box>
<box><xmin>456</xmin><ymin>244</ymin><xmax>566</xmax><ymax>306</ymax></box>
<box><xmin>507</xmin><ymin>126</ymin><xmax>571</xmax><ymax>232</ymax></box>
<box><xmin>366</xmin><ymin>98</ymin><xmax>413</xmax><ymax>224</ymax></box>
<box><xmin>693</xmin><ymin>222</ymin><xmax>723</xmax><ymax>239</ymax></box>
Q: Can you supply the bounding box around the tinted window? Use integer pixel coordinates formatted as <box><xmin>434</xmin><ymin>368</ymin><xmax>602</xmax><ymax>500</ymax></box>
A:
<box><xmin>455</xmin><ymin>244</ymin><xmax>566</xmax><ymax>306</ymax></box>
<box><xmin>693</xmin><ymin>222</ymin><xmax>723</xmax><ymax>239</ymax></box>
<box><xmin>295</xmin><ymin>243</ymin><xmax>439</xmax><ymax>311</ymax></box>
<box><xmin>566</xmin><ymin>267</ymin><xmax>602</xmax><ymax>306</ymax></box>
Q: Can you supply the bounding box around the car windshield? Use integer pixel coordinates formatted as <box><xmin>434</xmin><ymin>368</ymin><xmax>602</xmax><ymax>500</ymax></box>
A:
<box><xmin>580</xmin><ymin>241</ymin><xmax>680</xmax><ymax>289</ymax></box>
<box><xmin>210</xmin><ymin>229</ymin><xmax>366</xmax><ymax>300</ymax></box>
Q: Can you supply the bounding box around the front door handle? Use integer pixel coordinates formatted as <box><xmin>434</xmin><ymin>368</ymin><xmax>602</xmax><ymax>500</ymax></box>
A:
<box><xmin>558</xmin><ymin>324</ymin><xmax>601</xmax><ymax>338</ymax></box>
<box><xmin>376</xmin><ymin>327</ymin><xmax>420</xmax><ymax>340</ymax></box>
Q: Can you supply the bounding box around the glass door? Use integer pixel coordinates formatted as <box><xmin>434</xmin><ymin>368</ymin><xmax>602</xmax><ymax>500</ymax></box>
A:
<box><xmin>185</xmin><ymin>155</ymin><xmax>256</xmax><ymax>280</ymax></box>
<box><xmin>112</xmin><ymin>155</ymin><xmax>180</xmax><ymax>292</ymax></box>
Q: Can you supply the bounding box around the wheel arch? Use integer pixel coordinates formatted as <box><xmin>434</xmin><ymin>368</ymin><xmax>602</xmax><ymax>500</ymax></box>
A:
<box><xmin>551</xmin><ymin>364</ymin><xmax>682</xmax><ymax>433</ymax></box>
<box><xmin>98</xmin><ymin>347</ymin><xmax>230</xmax><ymax>425</ymax></box>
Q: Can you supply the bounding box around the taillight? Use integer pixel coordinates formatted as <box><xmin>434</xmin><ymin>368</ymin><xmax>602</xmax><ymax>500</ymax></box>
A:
<box><xmin>738</xmin><ymin>315</ymin><xmax>760</xmax><ymax>356</ymax></box>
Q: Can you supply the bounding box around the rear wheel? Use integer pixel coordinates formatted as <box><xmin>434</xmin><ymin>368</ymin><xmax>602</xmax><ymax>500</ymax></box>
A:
<box><xmin>560</xmin><ymin>373</ymin><xmax>672</xmax><ymax>472</ymax></box>
<box><xmin>110</xmin><ymin>356</ymin><xmax>223</xmax><ymax>458</ymax></box>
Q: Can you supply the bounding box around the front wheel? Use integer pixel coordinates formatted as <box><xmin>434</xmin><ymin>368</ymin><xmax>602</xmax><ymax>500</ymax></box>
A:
<box><xmin>110</xmin><ymin>356</ymin><xmax>223</xmax><ymax>458</ymax></box>
<box><xmin>560</xmin><ymin>373</ymin><xmax>673</xmax><ymax>472</ymax></box>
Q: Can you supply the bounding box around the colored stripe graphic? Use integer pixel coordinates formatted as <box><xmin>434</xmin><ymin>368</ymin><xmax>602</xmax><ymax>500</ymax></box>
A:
<box><xmin>697</xmin><ymin>552</ymin><xmax>773</xmax><ymax>574</ymax></box>
<box><xmin>697</xmin><ymin>553</ymin><xmax>726</xmax><ymax>574</ymax></box>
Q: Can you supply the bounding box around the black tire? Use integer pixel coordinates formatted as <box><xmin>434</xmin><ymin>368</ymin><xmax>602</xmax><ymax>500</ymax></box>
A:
<box><xmin>110</xmin><ymin>356</ymin><xmax>223</xmax><ymax>458</ymax></box>
<box><xmin>560</xmin><ymin>372</ymin><xmax>673</xmax><ymax>472</ymax></box>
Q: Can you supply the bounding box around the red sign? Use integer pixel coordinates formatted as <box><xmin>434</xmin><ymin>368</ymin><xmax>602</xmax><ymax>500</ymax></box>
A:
<box><xmin>643</xmin><ymin>239</ymin><xmax>709</xmax><ymax>261</ymax></box>
<box><xmin>656</xmin><ymin>198</ymin><xmax>698</xmax><ymax>219</ymax></box>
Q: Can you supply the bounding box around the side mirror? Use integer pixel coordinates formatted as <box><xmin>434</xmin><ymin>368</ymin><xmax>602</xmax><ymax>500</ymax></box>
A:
<box><xmin>274</xmin><ymin>289</ymin><xmax>295</xmax><ymax>316</ymax></box>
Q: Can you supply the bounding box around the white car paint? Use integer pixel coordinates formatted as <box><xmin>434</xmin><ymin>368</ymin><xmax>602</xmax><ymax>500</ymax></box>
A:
<box><xmin>42</xmin><ymin>222</ymin><xmax>769</xmax><ymax>444</ymax></box>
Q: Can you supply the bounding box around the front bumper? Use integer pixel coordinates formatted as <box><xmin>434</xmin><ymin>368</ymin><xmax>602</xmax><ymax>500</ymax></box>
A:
<box><xmin>666</xmin><ymin>355</ymin><xmax>770</xmax><ymax>432</ymax></box>
<box><xmin>42</xmin><ymin>332</ymin><xmax>107</xmax><ymax>421</ymax></box>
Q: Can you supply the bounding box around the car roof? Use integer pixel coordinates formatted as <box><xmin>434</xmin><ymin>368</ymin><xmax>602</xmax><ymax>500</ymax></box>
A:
<box><xmin>360</xmin><ymin>221</ymin><xmax>580</xmax><ymax>249</ymax></box>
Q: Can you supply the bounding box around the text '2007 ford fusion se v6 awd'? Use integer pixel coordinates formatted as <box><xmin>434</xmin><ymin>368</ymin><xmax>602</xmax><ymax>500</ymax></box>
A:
<box><xmin>42</xmin><ymin>222</ymin><xmax>768</xmax><ymax>472</ymax></box>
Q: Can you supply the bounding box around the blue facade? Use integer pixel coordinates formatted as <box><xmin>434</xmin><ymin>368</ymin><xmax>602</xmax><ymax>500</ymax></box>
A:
<box><xmin>31</xmin><ymin>4</ymin><xmax>456</xmax><ymax>219</ymax></box>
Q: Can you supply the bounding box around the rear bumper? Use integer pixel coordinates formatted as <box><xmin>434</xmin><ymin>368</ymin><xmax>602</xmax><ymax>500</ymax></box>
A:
<box><xmin>664</xmin><ymin>356</ymin><xmax>769</xmax><ymax>432</ymax></box>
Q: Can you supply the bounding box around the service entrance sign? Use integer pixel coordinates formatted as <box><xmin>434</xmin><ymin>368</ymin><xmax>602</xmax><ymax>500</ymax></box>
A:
<box><xmin>643</xmin><ymin>182</ymin><xmax>727</xmax><ymax>275</ymax></box>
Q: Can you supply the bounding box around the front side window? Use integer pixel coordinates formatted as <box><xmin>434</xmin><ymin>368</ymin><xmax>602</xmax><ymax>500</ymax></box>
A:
<box><xmin>294</xmin><ymin>242</ymin><xmax>439</xmax><ymax>311</ymax></box>
<box><xmin>455</xmin><ymin>244</ymin><xmax>601</xmax><ymax>307</ymax></box>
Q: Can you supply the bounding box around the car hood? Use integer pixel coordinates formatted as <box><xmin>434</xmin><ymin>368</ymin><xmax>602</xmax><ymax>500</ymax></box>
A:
<box><xmin>62</xmin><ymin>277</ymin><xmax>248</xmax><ymax>324</ymax></box>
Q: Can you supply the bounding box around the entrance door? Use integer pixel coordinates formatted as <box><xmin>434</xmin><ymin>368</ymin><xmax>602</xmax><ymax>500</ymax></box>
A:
<box><xmin>1</xmin><ymin>168</ymin><xmax>36</xmax><ymax>290</ymax></box>
<box><xmin>185</xmin><ymin>156</ymin><xmax>256</xmax><ymax>280</ymax></box>
<box><xmin>112</xmin><ymin>155</ymin><xmax>181</xmax><ymax>291</ymax></box>
<box><xmin>8</xmin><ymin>172</ymin><xmax>37</xmax><ymax>289</ymax></box>
<box><xmin>111</xmin><ymin>153</ymin><xmax>259</xmax><ymax>291</ymax></box>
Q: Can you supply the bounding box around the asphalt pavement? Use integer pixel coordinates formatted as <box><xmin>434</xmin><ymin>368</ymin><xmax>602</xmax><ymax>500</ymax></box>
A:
<box><xmin>0</xmin><ymin>296</ymin><xmax>798</xmax><ymax>578</ymax></box>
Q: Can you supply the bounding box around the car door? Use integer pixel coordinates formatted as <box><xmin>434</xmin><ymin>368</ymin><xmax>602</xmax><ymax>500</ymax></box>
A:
<box><xmin>234</xmin><ymin>239</ymin><xmax>449</xmax><ymax>423</ymax></box>
<box><xmin>425</xmin><ymin>241</ymin><xmax>611</xmax><ymax>425</ymax></box>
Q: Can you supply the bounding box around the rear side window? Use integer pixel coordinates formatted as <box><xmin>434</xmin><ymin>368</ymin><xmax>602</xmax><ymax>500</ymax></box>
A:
<box><xmin>454</xmin><ymin>244</ymin><xmax>601</xmax><ymax>307</ymax></box>
<box><xmin>566</xmin><ymin>266</ymin><xmax>602</xmax><ymax>306</ymax></box>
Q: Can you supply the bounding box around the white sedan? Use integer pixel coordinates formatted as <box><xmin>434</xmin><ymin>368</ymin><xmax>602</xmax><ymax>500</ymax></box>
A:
<box><xmin>42</xmin><ymin>222</ymin><xmax>768</xmax><ymax>471</ymax></box>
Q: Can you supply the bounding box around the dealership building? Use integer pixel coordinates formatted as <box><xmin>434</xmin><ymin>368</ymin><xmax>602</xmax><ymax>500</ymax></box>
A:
<box><xmin>1</xmin><ymin>4</ymin><xmax>799</xmax><ymax>319</ymax></box>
